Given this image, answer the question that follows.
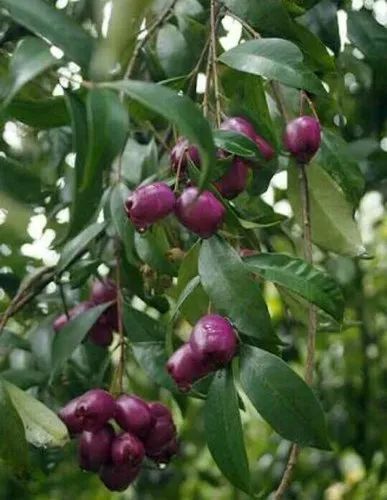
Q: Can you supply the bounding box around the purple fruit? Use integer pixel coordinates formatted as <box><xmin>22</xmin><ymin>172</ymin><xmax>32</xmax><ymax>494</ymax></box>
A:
<box><xmin>214</xmin><ymin>157</ymin><xmax>249</xmax><ymax>199</ymax></box>
<box><xmin>88</xmin><ymin>322</ymin><xmax>114</xmax><ymax>347</ymax></box>
<box><xmin>78</xmin><ymin>424</ymin><xmax>114</xmax><ymax>472</ymax></box>
<box><xmin>144</xmin><ymin>402</ymin><xmax>176</xmax><ymax>460</ymax></box>
<box><xmin>111</xmin><ymin>432</ymin><xmax>145</xmax><ymax>467</ymax></box>
<box><xmin>175</xmin><ymin>187</ymin><xmax>225</xmax><ymax>238</ymax></box>
<box><xmin>58</xmin><ymin>397</ymin><xmax>84</xmax><ymax>435</ymax></box>
<box><xmin>283</xmin><ymin>116</ymin><xmax>321</xmax><ymax>163</ymax></box>
<box><xmin>124</xmin><ymin>182</ymin><xmax>175</xmax><ymax>232</ymax></box>
<box><xmin>166</xmin><ymin>343</ymin><xmax>211</xmax><ymax>392</ymax></box>
<box><xmin>170</xmin><ymin>137</ymin><xmax>200</xmax><ymax>174</ymax></box>
<box><xmin>75</xmin><ymin>389</ymin><xmax>116</xmax><ymax>432</ymax></box>
<box><xmin>221</xmin><ymin>116</ymin><xmax>274</xmax><ymax>161</ymax></box>
<box><xmin>90</xmin><ymin>279</ymin><xmax>116</xmax><ymax>305</ymax></box>
<box><xmin>146</xmin><ymin>437</ymin><xmax>178</xmax><ymax>464</ymax></box>
<box><xmin>189</xmin><ymin>314</ymin><xmax>237</xmax><ymax>368</ymax></box>
<box><xmin>115</xmin><ymin>395</ymin><xmax>154</xmax><ymax>438</ymax></box>
<box><xmin>99</xmin><ymin>463</ymin><xmax>140</xmax><ymax>491</ymax></box>
<box><xmin>148</xmin><ymin>402</ymin><xmax>174</xmax><ymax>422</ymax></box>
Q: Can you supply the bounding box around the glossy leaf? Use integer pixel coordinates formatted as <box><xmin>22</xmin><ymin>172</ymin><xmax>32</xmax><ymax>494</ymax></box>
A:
<box><xmin>56</xmin><ymin>222</ymin><xmax>106</xmax><ymax>274</ymax></box>
<box><xmin>288</xmin><ymin>164</ymin><xmax>365</xmax><ymax>257</ymax></box>
<box><xmin>6</xmin><ymin>97</ymin><xmax>69</xmax><ymax>129</ymax></box>
<box><xmin>199</xmin><ymin>236</ymin><xmax>276</xmax><ymax>344</ymax></box>
<box><xmin>347</xmin><ymin>9</ymin><xmax>387</xmax><ymax>65</ymax></box>
<box><xmin>110</xmin><ymin>183</ymin><xmax>136</xmax><ymax>265</ymax></box>
<box><xmin>0</xmin><ymin>330</ymin><xmax>30</xmax><ymax>351</ymax></box>
<box><xmin>239</xmin><ymin>345</ymin><xmax>330</xmax><ymax>449</ymax></box>
<box><xmin>0</xmin><ymin>378</ymin><xmax>28</xmax><ymax>474</ymax></box>
<box><xmin>204</xmin><ymin>368</ymin><xmax>251</xmax><ymax>493</ymax></box>
<box><xmin>51</xmin><ymin>302</ymin><xmax>112</xmax><ymax>374</ymax></box>
<box><xmin>213</xmin><ymin>129</ymin><xmax>264</xmax><ymax>160</ymax></box>
<box><xmin>123</xmin><ymin>307</ymin><xmax>175</xmax><ymax>391</ymax></box>
<box><xmin>1</xmin><ymin>369</ymin><xmax>46</xmax><ymax>390</ymax></box>
<box><xmin>156</xmin><ymin>23</ymin><xmax>194</xmax><ymax>77</ymax></box>
<box><xmin>171</xmin><ymin>275</ymin><xmax>201</xmax><ymax>321</ymax></box>
<box><xmin>134</xmin><ymin>225</ymin><xmax>176</xmax><ymax>276</ymax></box>
<box><xmin>0</xmin><ymin>156</ymin><xmax>42</xmax><ymax>204</ymax></box>
<box><xmin>244</xmin><ymin>253</ymin><xmax>344</xmax><ymax>321</ymax></box>
<box><xmin>0</xmin><ymin>0</ymin><xmax>95</xmax><ymax>68</ymax></box>
<box><xmin>100</xmin><ymin>80</ymin><xmax>216</xmax><ymax>188</ymax></box>
<box><xmin>219</xmin><ymin>38</ymin><xmax>325</xmax><ymax>95</ymax></box>
<box><xmin>4</xmin><ymin>37</ymin><xmax>57</xmax><ymax>106</ymax></box>
<box><xmin>317</xmin><ymin>129</ymin><xmax>365</xmax><ymax>206</ymax></box>
<box><xmin>4</xmin><ymin>380</ymin><xmax>69</xmax><ymax>448</ymax></box>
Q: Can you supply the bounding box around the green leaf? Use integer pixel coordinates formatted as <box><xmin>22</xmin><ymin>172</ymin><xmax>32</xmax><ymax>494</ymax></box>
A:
<box><xmin>56</xmin><ymin>222</ymin><xmax>106</xmax><ymax>274</ymax></box>
<box><xmin>4</xmin><ymin>380</ymin><xmax>69</xmax><ymax>448</ymax></box>
<box><xmin>100</xmin><ymin>80</ymin><xmax>216</xmax><ymax>189</ymax></box>
<box><xmin>219</xmin><ymin>38</ymin><xmax>325</xmax><ymax>95</ymax></box>
<box><xmin>0</xmin><ymin>0</ymin><xmax>95</xmax><ymax>69</ymax></box>
<box><xmin>0</xmin><ymin>156</ymin><xmax>42</xmax><ymax>204</ymax></box>
<box><xmin>171</xmin><ymin>275</ymin><xmax>201</xmax><ymax>321</ymax></box>
<box><xmin>4</xmin><ymin>37</ymin><xmax>57</xmax><ymax>106</ymax></box>
<box><xmin>1</xmin><ymin>369</ymin><xmax>46</xmax><ymax>390</ymax></box>
<box><xmin>156</xmin><ymin>23</ymin><xmax>194</xmax><ymax>77</ymax></box>
<box><xmin>316</xmin><ymin>129</ymin><xmax>365</xmax><ymax>207</ymax></box>
<box><xmin>199</xmin><ymin>236</ymin><xmax>276</xmax><ymax>344</ymax></box>
<box><xmin>213</xmin><ymin>129</ymin><xmax>264</xmax><ymax>160</ymax></box>
<box><xmin>0</xmin><ymin>330</ymin><xmax>30</xmax><ymax>351</ymax></box>
<box><xmin>244</xmin><ymin>253</ymin><xmax>344</xmax><ymax>321</ymax></box>
<box><xmin>204</xmin><ymin>368</ymin><xmax>251</xmax><ymax>493</ymax></box>
<box><xmin>0</xmin><ymin>378</ymin><xmax>28</xmax><ymax>474</ymax></box>
<box><xmin>239</xmin><ymin>345</ymin><xmax>330</xmax><ymax>449</ymax></box>
<box><xmin>347</xmin><ymin>9</ymin><xmax>387</xmax><ymax>65</ymax></box>
<box><xmin>110</xmin><ymin>183</ymin><xmax>136</xmax><ymax>265</ymax></box>
<box><xmin>51</xmin><ymin>302</ymin><xmax>112</xmax><ymax>374</ymax></box>
<box><xmin>175</xmin><ymin>242</ymin><xmax>209</xmax><ymax>325</ymax></box>
<box><xmin>123</xmin><ymin>307</ymin><xmax>175</xmax><ymax>391</ymax></box>
<box><xmin>6</xmin><ymin>97</ymin><xmax>69</xmax><ymax>129</ymax></box>
<box><xmin>288</xmin><ymin>164</ymin><xmax>365</xmax><ymax>257</ymax></box>
<box><xmin>134</xmin><ymin>225</ymin><xmax>176</xmax><ymax>276</ymax></box>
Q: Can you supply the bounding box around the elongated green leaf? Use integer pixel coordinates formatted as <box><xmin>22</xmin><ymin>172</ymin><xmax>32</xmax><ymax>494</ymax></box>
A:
<box><xmin>244</xmin><ymin>253</ymin><xmax>344</xmax><ymax>321</ymax></box>
<box><xmin>51</xmin><ymin>302</ymin><xmax>112</xmax><ymax>373</ymax></box>
<box><xmin>204</xmin><ymin>368</ymin><xmax>251</xmax><ymax>493</ymax></box>
<box><xmin>213</xmin><ymin>129</ymin><xmax>264</xmax><ymax>160</ymax></box>
<box><xmin>239</xmin><ymin>345</ymin><xmax>330</xmax><ymax>449</ymax></box>
<box><xmin>0</xmin><ymin>0</ymin><xmax>95</xmax><ymax>68</ymax></box>
<box><xmin>56</xmin><ymin>222</ymin><xmax>106</xmax><ymax>274</ymax></box>
<box><xmin>317</xmin><ymin>129</ymin><xmax>365</xmax><ymax>206</ymax></box>
<box><xmin>0</xmin><ymin>378</ymin><xmax>28</xmax><ymax>474</ymax></box>
<box><xmin>288</xmin><ymin>164</ymin><xmax>365</xmax><ymax>257</ymax></box>
<box><xmin>134</xmin><ymin>225</ymin><xmax>176</xmax><ymax>276</ymax></box>
<box><xmin>0</xmin><ymin>156</ymin><xmax>42</xmax><ymax>204</ymax></box>
<box><xmin>347</xmin><ymin>9</ymin><xmax>387</xmax><ymax>65</ymax></box>
<box><xmin>4</xmin><ymin>37</ymin><xmax>57</xmax><ymax>106</ymax></box>
<box><xmin>199</xmin><ymin>236</ymin><xmax>276</xmax><ymax>345</ymax></box>
<box><xmin>156</xmin><ymin>23</ymin><xmax>194</xmax><ymax>77</ymax></box>
<box><xmin>123</xmin><ymin>307</ymin><xmax>175</xmax><ymax>391</ymax></box>
<box><xmin>6</xmin><ymin>97</ymin><xmax>69</xmax><ymax>128</ymax></box>
<box><xmin>0</xmin><ymin>330</ymin><xmax>30</xmax><ymax>351</ymax></box>
<box><xmin>219</xmin><ymin>38</ymin><xmax>325</xmax><ymax>95</ymax></box>
<box><xmin>171</xmin><ymin>275</ymin><xmax>201</xmax><ymax>321</ymax></box>
<box><xmin>1</xmin><ymin>369</ymin><xmax>46</xmax><ymax>390</ymax></box>
<box><xmin>100</xmin><ymin>80</ymin><xmax>216</xmax><ymax>188</ymax></box>
<box><xmin>4</xmin><ymin>381</ymin><xmax>69</xmax><ymax>448</ymax></box>
<box><xmin>175</xmin><ymin>242</ymin><xmax>209</xmax><ymax>325</ymax></box>
<box><xmin>110</xmin><ymin>183</ymin><xmax>136</xmax><ymax>265</ymax></box>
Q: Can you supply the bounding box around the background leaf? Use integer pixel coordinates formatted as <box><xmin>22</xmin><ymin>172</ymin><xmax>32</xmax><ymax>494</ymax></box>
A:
<box><xmin>239</xmin><ymin>345</ymin><xmax>330</xmax><ymax>449</ymax></box>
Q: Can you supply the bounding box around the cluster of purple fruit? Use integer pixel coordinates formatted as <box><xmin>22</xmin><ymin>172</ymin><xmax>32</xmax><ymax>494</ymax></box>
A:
<box><xmin>53</xmin><ymin>279</ymin><xmax>118</xmax><ymax>347</ymax></box>
<box><xmin>166</xmin><ymin>314</ymin><xmax>238</xmax><ymax>392</ymax></box>
<box><xmin>59</xmin><ymin>390</ymin><xmax>178</xmax><ymax>491</ymax></box>
<box><xmin>125</xmin><ymin>116</ymin><xmax>274</xmax><ymax>238</ymax></box>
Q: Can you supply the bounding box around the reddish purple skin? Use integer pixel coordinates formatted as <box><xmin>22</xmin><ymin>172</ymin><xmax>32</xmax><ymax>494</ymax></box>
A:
<box><xmin>88</xmin><ymin>322</ymin><xmax>114</xmax><ymax>347</ymax></box>
<box><xmin>75</xmin><ymin>389</ymin><xmax>116</xmax><ymax>432</ymax></box>
<box><xmin>214</xmin><ymin>157</ymin><xmax>249</xmax><ymax>199</ymax></box>
<box><xmin>58</xmin><ymin>397</ymin><xmax>84</xmax><ymax>435</ymax></box>
<box><xmin>147</xmin><ymin>437</ymin><xmax>179</xmax><ymax>464</ymax></box>
<box><xmin>78</xmin><ymin>424</ymin><xmax>115</xmax><ymax>472</ymax></box>
<box><xmin>90</xmin><ymin>279</ymin><xmax>116</xmax><ymax>304</ymax></box>
<box><xmin>166</xmin><ymin>343</ymin><xmax>211</xmax><ymax>392</ymax></box>
<box><xmin>221</xmin><ymin>116</ymin><xmax>274</xmax><ymax>161</ymax></box>
<box><xmin>170</xmin><ymin>137</ymin><xmax>201</xmax><ymax>174</ymax></box>
<box><xmin>124</xmin><ymin>182</ymin><xmax>175</xmax><ymax>231</ymax></box>
<box><xmin>284</xmin><ymin>116</ymin><xmax>321</xmax><ymax>163</ymax></box>
<box><xmin>190</xmin><ymin>314</ymin><xmax>237</xmax><ymax>368</ymax></box>
<box><xmin>99</xmin><ymin>463</ymin><xmax>140</xmax><ymax>492</ymax></box>
<box><xmin>115</xmin><ymin>395</ymin><xmax>154</xmax><ymax>438</ymax></box>
<box><xmin>175</xmin><ymin>187</ymin><xmax>225</xmax><ymax>238</ymax></box>
<box><xmin>111</xmin><ymin>432</ymin><xmax>145</xmax><ymax>467</ymax></box>
<box><xmin>144</xmin><ymin>402</ymin><xmax>176</xmax><ymax>458</ymax></box>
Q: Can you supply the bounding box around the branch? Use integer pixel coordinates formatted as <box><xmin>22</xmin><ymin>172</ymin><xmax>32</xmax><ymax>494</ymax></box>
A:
<box><xmin>210</xmin><ymin>0</ymin><xmax>222</xmax><ymax>127</ymax></box>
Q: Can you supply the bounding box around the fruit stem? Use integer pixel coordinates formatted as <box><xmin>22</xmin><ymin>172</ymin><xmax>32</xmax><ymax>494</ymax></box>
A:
<box><xmin>115</xmin><ymin>255</ymin><xmax>126</xmax><ymax>394</ymax></box>
<box><xmin>210</xmin><ymin>0</ymin><xmax>222</xmax><ymax>127</ymax></box>
<box><xmin>274</xmin><ymin>163</ymin><xmax>317</xmax><ymax>499</ymax></box>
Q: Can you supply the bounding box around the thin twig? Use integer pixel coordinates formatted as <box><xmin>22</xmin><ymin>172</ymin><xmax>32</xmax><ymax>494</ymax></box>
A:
<box><xmin>58</xmin><ymin>282</ymin><xmax>70</xmax><ymax>319</ymax></box>
<box><xmin>210</xmin><ymin>0</ymin><xmax>222</xmax><ymax>127</ymax></box>
<box><xmin>115</xmin><ymin>256</ymin><xmax>126</xmax><ymax>394</ymax></box>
